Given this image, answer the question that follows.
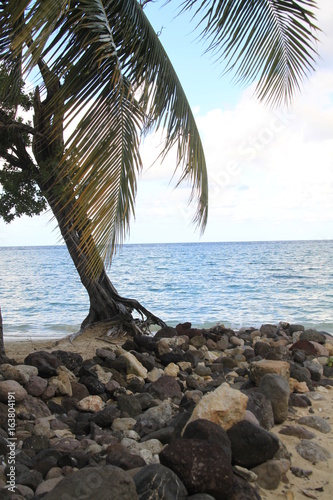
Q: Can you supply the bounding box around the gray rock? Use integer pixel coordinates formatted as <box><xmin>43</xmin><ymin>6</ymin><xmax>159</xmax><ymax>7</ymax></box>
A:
<box><xmin>300</xmin><ymin>329</ymin><xmax>326</xmax><ymax>344</ymax></box>
<box><xmin>303</xmin><ymin>360</ymin><xmax>323</xmax><ymax>381</ymax></box>
<box><xmin>25</xmin><ymin>375</ymin><xmax>48</xmax><ymax>397</ymax></box>
<box><xmin>229</xmin><ymin>474</ymin><xmax>262</xmax><ymax>500</ymax></box>
<box><xmin>134</xmin><ymin>401</ymin><xmax>173</xmax><ymax>438</ymax></box>
<box><xmin>297</xmin><ymin>415</ymin><xmax>331</xmax><ymax>434</ymax></box>
<box><xmin>258</xmin><ymin>373</ymin><xmax>290</xmax><ymax>424</ymax></box>
<box><xmin>43</xmin><ymin>465</ymin><xmax>138</xmax><ymax>499</ymax></box>
<box><xmin>16</xmin><ymin>469</ymin><xmax>44</xmax><ymax>490</ymax></box>
<box><xmin>245</xmin><ymin>391</ymin><xmax>274</xmax><ymax>430</ymax></box>
<box><xmin>106</xmin><ymin>443</ymin><xmax>146</xmax><ymax>470</ymax></box>
<box><xmin>252</xmin><ymin>459</ymin><xmax>289</xmax><ymax>490</ymax></box>
<box><xmin>16</xmin><ymin>395</ymin><xmax>51</xmax><ymax>419</ymax></box>
<box><xmin>279</xmin><ymin>425</ymin><xmax>316</xmax><ymax>440</ymax></box>
<box><xmin>134</xmin><ymin>463</ymin><xmax>188</xmax><ymax>500</ymax></box>
<box><xmin>0</xmin><ymin>380</ymin><xmax>27</xmax><ymax>403</ymax></box>
<box><xmin>296</xmin><ymin>439</ymin><xmax>331</xmax><ymax>463</ymax></box>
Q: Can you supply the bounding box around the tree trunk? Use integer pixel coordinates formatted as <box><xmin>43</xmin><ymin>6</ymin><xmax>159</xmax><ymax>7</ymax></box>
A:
<box><xmin>45</xmin><ymin>186</ymin><xmax>166</xmax><ymax>335</ymax></box>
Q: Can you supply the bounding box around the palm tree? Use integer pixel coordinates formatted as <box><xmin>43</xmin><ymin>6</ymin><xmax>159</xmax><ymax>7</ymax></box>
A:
<box><xmin>0</xmin><ymin>0</ymin><xmax>319</xmax><ymax>336</ymax></box>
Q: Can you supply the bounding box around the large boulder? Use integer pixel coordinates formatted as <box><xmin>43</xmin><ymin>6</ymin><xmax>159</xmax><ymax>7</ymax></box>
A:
<box><xmin>185</xmin><ymin>383</ymin><xmax>248</xmax><ymax>431</ymax></box>
<box><xmin>227</xmin><ymin>420</ymin><xmax>279</xmax><ymax>468</ymax></box>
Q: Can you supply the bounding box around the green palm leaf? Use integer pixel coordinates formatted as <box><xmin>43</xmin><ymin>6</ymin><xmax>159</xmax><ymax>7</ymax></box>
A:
<box><xmin>180</xmin><ymin>0</ymin><xmax>319</xmax><ymax>105</ymax></box>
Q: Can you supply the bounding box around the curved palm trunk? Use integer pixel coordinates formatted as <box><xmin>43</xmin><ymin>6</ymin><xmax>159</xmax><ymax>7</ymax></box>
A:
<box><xmin>45</xmin><ymin>188</ymin><xmax>166</xmax><ymax>334</ymax></box>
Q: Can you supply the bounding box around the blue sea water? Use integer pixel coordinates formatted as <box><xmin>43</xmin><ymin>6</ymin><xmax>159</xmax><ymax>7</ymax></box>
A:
<box><xmin>0</xmin><ymin>240</ymin><xmax>333</xmax><ymax>340</ymax></box>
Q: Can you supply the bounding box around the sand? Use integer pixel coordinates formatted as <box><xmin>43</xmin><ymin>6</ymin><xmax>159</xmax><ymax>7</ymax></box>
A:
<box><xmin>3</xmin><ymin>328</ymin><xmax>333</xmax><ymax>500</ymax></box>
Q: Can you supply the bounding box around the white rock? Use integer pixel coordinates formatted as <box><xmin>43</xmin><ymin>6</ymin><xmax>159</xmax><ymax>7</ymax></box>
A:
<box><xmin>121</xmin><ymin>352</ymin><xmax>148</xmax><ymax>379</ymax></box>
<box><xmin>112</xmin><ymin>417</ymin><xmax>137</xmax><ymax>432</ymax></box>
<box><xmin>76</xmin><ymin>396</ymin><xmax>105</xmax><ymax>412</ymax></box>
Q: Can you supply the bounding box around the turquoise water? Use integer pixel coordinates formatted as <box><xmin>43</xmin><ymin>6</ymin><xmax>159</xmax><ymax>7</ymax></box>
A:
<box><xmin>0</xmin><ymin>241</ymin><xmax>332</xmax><ymax>340</ymax></box>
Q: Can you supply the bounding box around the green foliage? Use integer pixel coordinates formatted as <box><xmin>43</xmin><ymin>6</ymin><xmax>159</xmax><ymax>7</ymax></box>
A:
<box><xmin>0</xmin><ymin>164</ymin><xmax>47</xmax><ymax>222</ymax></box>
<box><xmin>0</xmin><ymin>64</ymin><xmax>46</xmax><ymax>222</ymax></box>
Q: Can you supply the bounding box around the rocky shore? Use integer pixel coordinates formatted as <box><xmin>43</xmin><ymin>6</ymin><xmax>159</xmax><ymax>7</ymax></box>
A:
<box><xmin>0</xmin><ymin>322</ymin><xmax>333</xmax><ymax>499</ymax></box>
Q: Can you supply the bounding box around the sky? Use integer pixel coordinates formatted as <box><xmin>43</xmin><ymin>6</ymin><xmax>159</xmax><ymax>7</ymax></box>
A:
<box><xmin>0</xmin><ymin>0</ymin><xmax>332</xmax><ymax>246</ymax></box>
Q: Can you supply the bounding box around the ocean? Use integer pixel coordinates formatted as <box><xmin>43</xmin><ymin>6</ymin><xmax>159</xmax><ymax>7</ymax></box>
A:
<box><xmin>0</xmin><ymin>240</ymin><xmax>333</xmax><ymax>340</ymax></box>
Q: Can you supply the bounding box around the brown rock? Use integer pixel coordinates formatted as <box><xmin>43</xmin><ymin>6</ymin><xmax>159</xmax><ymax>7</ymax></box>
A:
<box><xmin>250</xmin><ymin>360</ymin><xmax>290</xmax><ymax>386</ymax></box>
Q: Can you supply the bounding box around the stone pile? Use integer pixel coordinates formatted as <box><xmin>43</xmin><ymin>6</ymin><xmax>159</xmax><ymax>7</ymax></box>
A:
<box><xmin>0</xmin><ymin>321</ymin><xmax>332</xmax><ymax>499</ymax></box>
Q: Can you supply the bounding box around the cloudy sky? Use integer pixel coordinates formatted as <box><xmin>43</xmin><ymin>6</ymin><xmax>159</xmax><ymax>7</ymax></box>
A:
<box><xmin>0</xmin><ymin>0</ymin><xmax>332</xmax><ymax>246</ymax></box>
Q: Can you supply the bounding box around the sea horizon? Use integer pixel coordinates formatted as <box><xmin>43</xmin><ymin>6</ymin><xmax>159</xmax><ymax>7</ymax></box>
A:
<box><xmin>1</xmin><ymin>240</ymin><xmax>333</xmax><ymax>340</ymax></box>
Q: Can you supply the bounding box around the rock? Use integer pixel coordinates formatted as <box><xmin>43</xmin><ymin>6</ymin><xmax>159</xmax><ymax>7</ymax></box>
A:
<box><xmin>258</xmin><ymin>373</ymin><xmax>290</xmax><ymax>424</ymax></box>
<box><xmin>15</xmin><ymin>484</ymin><xmax>35</xmax><ymax>499</ymax></box>
<box><xmin>134</xmin><ymin>463</ymin><xmax>188</xmax><ymax>500</ymax></box>
<box><xmin>112</xmin><ymin>417</ymin><xmax>137</xmax><ymax>432</ymax></box>
<box><xmin>309</xmin><ymin>341</ymin><xmax>329</xmax><ymax>357</ymax></box>
<box><xmin>26</xmin><ymin>375</ymin><xmax>48</xmax><ymax>397</ymax></box>
<box><xmin>71</xmin><ymin>381</ymin><xmax>90</xmax><ymax>400</ymax></box>
<box><xmin>279</xmin><ymin>425</ymin><xmax>316</xmax><ymax>440</ymax></box>
<box><xmin>154</xmin><ymin>326</ymin><xmax>178</xmax><ymax>339</ymax></box>
<box><xmin>16</xmin><ymin>395</ymin><xmax>51</xmax><ymax>419</ymax></box>
<box><xmin>51</xmin><ymin>437</ymin><xmax>80</xmax><ymax>453</ymax></box>
<box><xmin>253</xmin><ymin>341</ymin><xmax>271</xmax><ymax>358</ymax></box>
<box><xmin>0</xmin><ymin>364</ymin><xmax>30</xmax><ymax>384</ymax></box>
<box><xmin>24</xmin><ymin>351</ymin><xmax>61</xmax><ymax>377</ymax></box>
<box><xmin>296</xmin><ymin>440</ymin><xmax>331</xmax><ymax>463</ymax></box>
<box><xmin>43</xmin><ymin>465</ymin><xmax>138</xmax><ymax>500</ymax></box>
<box><xmin>300</xmin><ymin>329</ymin><xmax>326</xmax><ymax>344</ymax></box>
<box><xmin>79</xmin><ymin>375</ymin><xmax>105</xmax><ymax>395</ymax></box>
<box><xmin>35</xmin><ymin>477</ymin><xmax>64</xmax><ymax>496</ymax></box>
<box><xmin>183</xmin><ymin>419</ymin><xmax>232</xmax><ymax>460</ymax></box>
<box><xmin>252</xmin><ymin>459</ymin><xmax>289</xmax><ymax>490</ymax></box>
<box><xmin>227</xmin><ymin>420</ymin><xmax>279</xmax><ymax>468</ymax></box>
<box><xmin>160</xmin><ymin>438</ymin><xmax>233</xmax><ymax>499</ymax></box>
<box><xmin>90</xmin><ymin>364</ymin><xmax>112</xmax><ymax>384</ymax></box>
<box><xmin>297</xmin><ymin>415</ymin><xmax>331</xmax><ymax>433</ymax></box>
<box><xmin>52</xmin><ymin>350</ymin><xmax>83</xmax><ymax>371</ymax></box>
<box><xmin>164</xmin><ymin>363</ymin><xmax>179</xmax><ymax>377</ymax></box>
<box><xmin>289</xmin><ymin>393</ymin><xmax>310</xmax><ymax>407</ymax></box>
<box><xmin>106</xmin><ymin>443</ymin><xmax>146</xmax><ymax>470</ymax></box>
<box><xmin>250</xmin><ymin>360</ymin><xmax>290</xmax><ymax>385</ymax></box>
<box><xmin>134</xmin><ymin>401</ymin><xmax>173</xmax><ymax>437</ymax></box>
<box><xmin>289</xmin><ymin>378</ymin><xmax>309</xmax><ymax>393</ymax></box>
<box><xmin>229</xmin><ymin>474</ymin><xmax>262</xmax><ymax>500</ymax></box>
<box><xmin>0</xmin><ymin>380</ymin><xmax>27</xmax><ymax>403</ymax></box>
<box><xmin>289</xmin><ymin>340</ymin><xmax>323</xmax><ymax>356</ymax></box>
<box><xmin>260</xmin><ymin>324</ymin><xmax>278</xmax><ymax>337</ymax></box>
<box><xmin>185</xmin><ymin>383</ymin><xmax>248</xmax><ymax>431</ymax></box>
<box><xmin>245</xmin><ymin>391</ymin><xmax>274</xmax><ymax>430</ymax></box>
<box><xmin>148</xmin><ymin>375</ymin><xmax>182</xmax><ymax>401</ymax></box>
<box><xmin>117</xmin><ymin>394</ymin><xmax>143</xmax><ymax>417</ymax></box>
<box><xmin>49</xmin><ymin>368</ymin><xmax>74</xmax><ymax>396</ymax></box>
<box><xmin>121</xmin><ymin>352</ymin><xmax>148</xmax><ymax>378</ymax></box>
<box><xmin>22</xmin><ymin>435</ymin><xmax>50</xmax><ymax>453</ymax></box>
<box><xmin>91</xmin><ymin>404</ymin><xmax>121</xmax><ymax>427</ymax></box>
<box><xmin>76</xmin><ymin>395</ymin><xmax>105</xmax><ymax>412</ymax></box>
<box><xmin>16</xmin><ymin>469</ymin><xmax>44</xmax><ymax>490</ymax></box>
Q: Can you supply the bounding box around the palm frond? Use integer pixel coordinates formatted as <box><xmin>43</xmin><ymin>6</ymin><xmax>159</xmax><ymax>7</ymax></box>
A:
<box><xmin>11</xmin><ymin>0</ymin><xmax>208</xmax><ymax>271</ymax></box>
<box><xmin>180</xmin><ymin>0</ymin><xmax>319</xmax><ymax>105</ymax></box>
